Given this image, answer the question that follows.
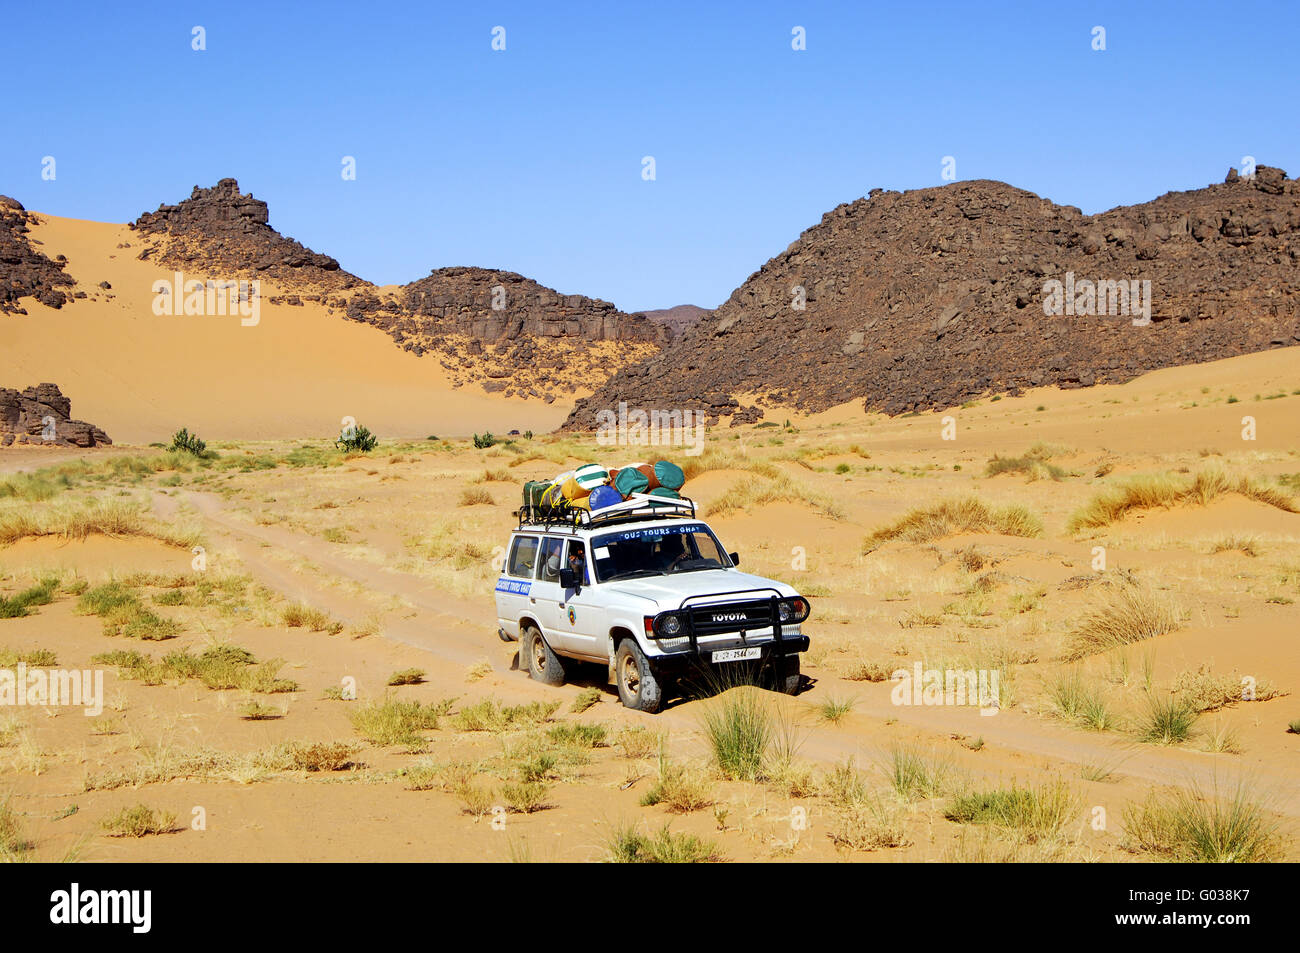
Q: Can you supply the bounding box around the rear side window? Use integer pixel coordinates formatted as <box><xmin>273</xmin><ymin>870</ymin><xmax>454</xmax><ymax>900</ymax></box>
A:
<box><xmin>537</xmin><ymin>538</ymin><xmax>565</xmax><ymax>581</ymax></box>
<box><xmin>508</xmin><ymin>536</ymin><xmax>539</xmax><ymax>578</ymax></box>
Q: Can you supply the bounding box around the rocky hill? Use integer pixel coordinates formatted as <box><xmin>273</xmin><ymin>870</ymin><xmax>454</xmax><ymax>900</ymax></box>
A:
<box><xmin>564</xmin><ymin>166</ymin><xmax>1300</xmax><ymax>427</ymax></box>
<box><xmin>639</xmin><ymin>304</ymin><xmax>711</xmax><ymax>337</ymax></box>
<box><xmin>123</xmin><ymin>180</ymin><xmax>669</xmax><ymax>398</ymax></box>
<box><xmin>0</xmin><ymin>383</ymin><xmax>111</xmax><ymax>447</ymax></box>
<box><xmin>0</xmin><ymin>197</ymin><xmax>76</xmax><ymax>314</ymax></box>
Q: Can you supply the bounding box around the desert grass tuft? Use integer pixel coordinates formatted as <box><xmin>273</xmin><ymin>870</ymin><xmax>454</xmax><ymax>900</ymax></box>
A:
<box><xmin>1067</xmin><ymin>469</ymin><xmax>1298</xmax><ymax>533</ymax></box>
<box><xmin>101</xmin><ymin>803</ymin><xmax>177</xmax><ymax>837</ymax></box>
<box><xmin>350</xmin><ymin>695</ymin><xmax>455</xmax><ymax>746</ymax></box>
<box><xmin>816</xmin><ymin>695</ymin><xmax>855</xmax><ymax>725</ymax></box>
<box><xmin>984</xmin><ymin>443</ymin><xmax>1071</xmax><ymax>482</ymax></box>
<box><xmin>603</xmin><ymin>821</ymin><xmax>722</xmax><ymax>863</ymax></box>
<box><xmin>546</xmin><ymin>722</ymin><xmax>607</xmax><ymax>748</ymax></box>
<box><xmin>829</xmin><ymin>795</ymin><xmax>910</xmax><ymax>851</ymax></box>
<box><xmin>501</xmin><ymin>781</ymin><xmax>550</xmax><ymax>814</ymax></box>
<box><xmin>701</xmin><ymin>688</ymin><xmax>772</xmax><ymax>781</ymax></box>
<box><xmin>0</xmin><ymin>577</ymin><xmax>60</xmax><ymax>619</ymax></box>
<box><xmin>944</xmin><ymin>780</ymin><xmax>1077</xmax><ymax>841</ymax></box>
<box><xmin>1122</xmin><ymin>782</ymin><xmax>1281</xmax><ymax>862</ymax></box>
<box><xmin>76</xmin><ymin>582</ymin><xmax>181</xmax><ymax>640</ymax></box>
<box><xmin>0</xmin><ymin>797</ymin><xmax>32</xmax><ymax>856</ymax></box>
<box><xmin>706</xmin><ymin>473</ymin><xmax>844</xmax><ymax>521</ymax></box>
<box><xmin>0</xmin><ymin>499</ymin><xmax>200</xmax><ymax>549</ymax></box>
<box><xmin>1137</xmin><ymin>693</ymin><xmax>1198</xmax><ymax>745</ymax></box>
<box><xmin>614</xmin><ymin>725</ymin><xmax>659</xmax><ymax>760</ymax></box>
<box><xmin>281</xmin><ymin>603</ymin><xmax>344</xmax><ymax>635</ymax></box>
<box><xmin>639</xmin><ymin>754</ymin><xmax>715</xmax><ymax>813</ymax></box>
<box><xmin>1063</xmin><ymin>583</ymin><xmax>1182</xmax><ymax>660</ymax></box>
<box><xmin>1046</xmin><ymin>671</ymin><xmax>1120</xmax><ymax>731</ymax></box>
<box><xmin>568</xmin><ymin>687</ymin><xmax>603</xmax><ymax>713</ymax></box>
<box><xmin>387</xmin><ymin>667</ymin><xmax>426</xmax><ymax>686</ymax></box>
<box><xmin>450</xmin><ymin>698</ymin><xmax>559</xmax><ymax>733</ymax></box>
<box><xmin>863</xmin><ymin>497</ymin><xmax>1042</xmax><ymax>552</ymax></box>
<box><xmin>885</xmin><ymin>746</ymin><xmax>950</xmax><ymax>801</ymax></box>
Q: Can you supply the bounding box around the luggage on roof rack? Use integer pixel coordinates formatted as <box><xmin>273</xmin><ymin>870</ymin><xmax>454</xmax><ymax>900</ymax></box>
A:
<box><xmin>516</xmin><ymin>492</ymin><xmax>696</xmax><ymax>529</ymax></box>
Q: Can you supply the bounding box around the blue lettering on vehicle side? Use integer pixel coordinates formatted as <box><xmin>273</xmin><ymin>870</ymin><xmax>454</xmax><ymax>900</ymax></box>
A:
<box><xmin>496</xmin><ymin>578</ymin><xmax>531</xmax><ymax>595</ymax></box>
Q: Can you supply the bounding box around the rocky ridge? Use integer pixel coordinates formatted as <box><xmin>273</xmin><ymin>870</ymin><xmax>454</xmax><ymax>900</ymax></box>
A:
<box><xmin>564</xmin><ymin>166</ymin><xmax>1300</xmax><ymax>427</ymax></box>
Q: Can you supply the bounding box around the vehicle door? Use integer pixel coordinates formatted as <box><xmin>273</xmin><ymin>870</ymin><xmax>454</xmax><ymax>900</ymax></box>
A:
<box><xmin>497</xmin><ymin>534</ymin><xmax>539</xmax><ymax>636</ymax></box>
<box><xmin>530</xmin><ymin>536</ymin><xmax>571</xmax><ymax>650</ymax></box>
<box><xmin>557</xmin><ymin>538</ymin><xmax>603</xmax><ymax>660</ymax></box>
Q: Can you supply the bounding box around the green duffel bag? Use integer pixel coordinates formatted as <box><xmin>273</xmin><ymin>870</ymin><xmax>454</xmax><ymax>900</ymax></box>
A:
<box><xmin>613</xmin><ymin>466</ymin><xmax>650</xmax><ymax>497</ymax></box>
<box><xmin>522</xmin><ymin>480</ymin><xmax>549</xmax><ymax>509</ymax></box>
<box><xmin>648</xmin><ymin>486</ymin><xmax>680</xmax><ymax>500</ymax></box>
<box><xmin>653</xmin><ymin>460</ymin><xmax>685</xmax><ymax>491</ymax></box>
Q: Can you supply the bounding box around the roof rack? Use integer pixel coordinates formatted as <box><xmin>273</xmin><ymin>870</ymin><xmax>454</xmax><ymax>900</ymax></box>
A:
<box><xmin>515</xmin><ymin>493</ymin><xmax>697</xmax><ymax>532</ymax></box>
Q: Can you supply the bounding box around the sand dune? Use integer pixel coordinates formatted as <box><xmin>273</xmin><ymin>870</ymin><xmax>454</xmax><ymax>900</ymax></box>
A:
<box><xmin>0</xmin><ymin>214</ymin><xmax>572</xmax><ymax>444</ymax></box>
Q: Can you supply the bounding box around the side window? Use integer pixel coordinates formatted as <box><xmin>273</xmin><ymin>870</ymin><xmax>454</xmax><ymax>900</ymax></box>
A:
<box><xmin>566</xmin><ymin>540</ymin><xmax>590</xmax><ymax>586</ymax></box>
<box><xmin>508</xmin><ymin>536</ymin><xmax>539</xmax><ymax>579</ymax></box>
<box><xmin>537</xmin><ymin>538</ymin><xmax>564</xmax><ymax>581</ymax></box>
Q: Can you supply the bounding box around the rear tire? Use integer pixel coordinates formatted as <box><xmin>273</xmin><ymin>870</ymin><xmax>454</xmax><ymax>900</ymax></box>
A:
<box><xmin>523</xmin><ymin>624</ymin><xmax>565</xmax><ymax>687</ymax></box>
<box><xmin>615</xmin><ymin>640</ymin><xmax>664</xmax><ymax>713</ymax></box>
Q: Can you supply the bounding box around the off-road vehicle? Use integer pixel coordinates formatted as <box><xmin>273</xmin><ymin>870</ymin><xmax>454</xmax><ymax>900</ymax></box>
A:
<box><xmin>494</xmin><ymin>493</ymin><xmax>811</xmax><ymax>712</ymax></box>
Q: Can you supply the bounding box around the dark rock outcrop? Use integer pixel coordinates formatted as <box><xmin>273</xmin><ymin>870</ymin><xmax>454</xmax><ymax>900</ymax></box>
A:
<box><xmin>564</xmin><ymin>166</ymin><xmax>1300</xmax><ymax>427</ymax></box>
<box><xmin>0</xmin><ymin>384</ymin><xmax>111</xmax><ymax>448</ymax></box>
<box><xmin>130</xmin><ymin>178</ymin><xmax>364</xmax><ymax>291</ymax></box>
<box><xmin>0</xmin><ymin>196</ymin><xmax>76</xmax><ymax>314</ymax></box>
<box><xmin>395</xmin><ymin>267</ymin><xmax>668</xmax><ymax>344</ymax></box>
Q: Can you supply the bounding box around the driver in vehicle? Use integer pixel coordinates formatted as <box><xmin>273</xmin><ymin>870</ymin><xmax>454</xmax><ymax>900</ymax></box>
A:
<box><xmin>566</xmin><ymin>542</ymin><xmax>588</xmax><ymax>586</ymax></box>
<box><xmin>655</xmin><ymin>535</ymin><xmax>691</xmax><ymax>571</ymax></box>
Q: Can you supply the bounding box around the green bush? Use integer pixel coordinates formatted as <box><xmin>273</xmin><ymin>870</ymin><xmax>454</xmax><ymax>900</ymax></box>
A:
<box><xmin>336</xmin><ymin>423</ymin><xmax>378</xmax><ymax>453</ymax></box>
<box><xmin>0</xmin><ymin>578</ymin><xmax>59</xmax><ymax>618</ymax></box>
<box><xmin>170</xmin><ymin>428</ymin><xmax>207</xmax><ymax>456</ymax></box>
<box><xmin>473</xmin><ymin>432</ymin><xmax>496</xmax><ymax>449</ymax></box>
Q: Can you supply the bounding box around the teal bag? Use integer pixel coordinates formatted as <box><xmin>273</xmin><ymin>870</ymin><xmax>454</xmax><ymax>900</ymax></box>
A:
<box><xmin>613</xmin><ymin>467</ymin><xmax>650</xmax><ymax>496</ymax></box>
<box><xmin>653</xmin><ymin>460</ymin><xmax>685</xmax><ymax>490</ymax></box>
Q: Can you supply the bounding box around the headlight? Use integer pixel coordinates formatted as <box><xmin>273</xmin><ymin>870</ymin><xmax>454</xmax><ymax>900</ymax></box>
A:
<box><xmin>653</xmin><ymin>611</ymin><xmax>685</xmax><ymax>637</ymax></box>
<box><xmin>778</xmin><ymin>598</ymin><xmax>810</xmax><ymax>624</ymax></box>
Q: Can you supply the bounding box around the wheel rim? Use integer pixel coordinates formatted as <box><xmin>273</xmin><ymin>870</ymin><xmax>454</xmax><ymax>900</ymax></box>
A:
<box><xmin>531</xmin><ymin>635</ymin><xmax>547</xmax><ymax>673</ymax></box>
<box><xmin>620</xmin><ymin>653</ymin><xmax>641</xmax><ymax>697</ymax></box>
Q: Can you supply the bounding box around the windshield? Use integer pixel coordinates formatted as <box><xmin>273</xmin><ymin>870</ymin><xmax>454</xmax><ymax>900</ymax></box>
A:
<box><xmin>591</xmin><ymin>522</ymin><xmax>731</xmax><ymax>582</ymax></box>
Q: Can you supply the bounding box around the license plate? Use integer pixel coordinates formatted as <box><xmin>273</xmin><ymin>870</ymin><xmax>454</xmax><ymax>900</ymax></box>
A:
<box><xmin>711</xmin><ymin>646</ymin><xmax>761</xmax><ymax>663</ymax></box>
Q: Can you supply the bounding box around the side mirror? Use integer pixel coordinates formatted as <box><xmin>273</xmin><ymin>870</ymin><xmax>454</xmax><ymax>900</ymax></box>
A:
<box><xmin>558</xmin><ymin>568</ymin><xmax>576</xmax><ymax>589</ymax></box>
<box><xmin>728</xmin><ymin>551</ymin><xmax>740</xmax><ymax>566</ymax></box>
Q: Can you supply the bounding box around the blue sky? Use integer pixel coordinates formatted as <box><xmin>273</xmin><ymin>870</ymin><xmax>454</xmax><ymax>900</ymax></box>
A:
<box><xmin>3</xmin><ymin>1</ymin><xmax>1296</xmax><ymax>311</ymax></box>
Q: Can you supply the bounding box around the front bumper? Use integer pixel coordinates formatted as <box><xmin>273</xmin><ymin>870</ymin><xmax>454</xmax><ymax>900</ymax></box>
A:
<box><xmin>650</xmin><ymin>635</ymin><xmax>809</xmax><ymax>676</ymax></box>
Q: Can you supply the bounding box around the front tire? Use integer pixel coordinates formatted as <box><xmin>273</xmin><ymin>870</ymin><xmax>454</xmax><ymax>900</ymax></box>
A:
<box><xmin>615</xmin><ymin>640</ymin><xmax>664</xmax><ymax>713</ymax></box>
<box><xmin>771</xmin><ymin>655</ymin><xmax>801</xmax><ymax>695</ymax></box>
<box><xmin>523</xmin><ymin>624</ymin><xmax>565</xmax><ymax>687</ymax></box>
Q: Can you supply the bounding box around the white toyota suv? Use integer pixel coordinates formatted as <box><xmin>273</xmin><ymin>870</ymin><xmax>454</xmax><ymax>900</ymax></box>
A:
<box><xmin>495</xmin><ymin>494</ymin><xmax>811</xmax><ymax>712</ymax></box>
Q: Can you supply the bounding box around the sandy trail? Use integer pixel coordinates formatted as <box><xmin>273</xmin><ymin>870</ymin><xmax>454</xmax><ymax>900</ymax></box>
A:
<box><xmin>156</xmin><ymin>486</ymin><xmax>1300</xmax><ymax>820</ymax></box>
